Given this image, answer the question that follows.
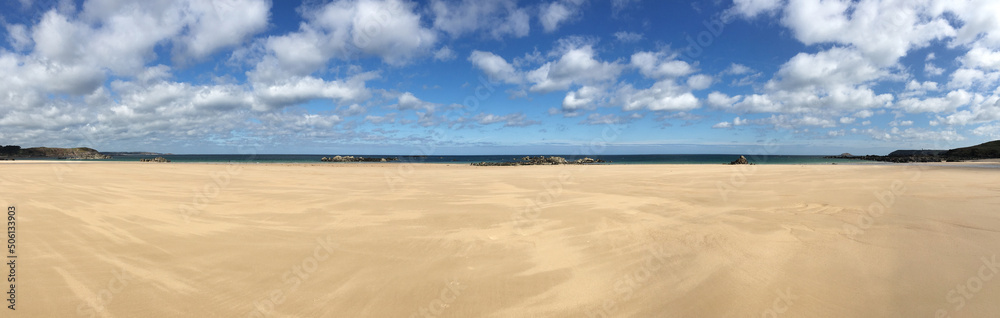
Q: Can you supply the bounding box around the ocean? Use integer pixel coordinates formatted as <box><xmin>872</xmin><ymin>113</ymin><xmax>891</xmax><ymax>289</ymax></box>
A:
<box><xmin>77</xmin><ymin>154</ymin><xmax>860</xmax><ymax>165</ymax></box>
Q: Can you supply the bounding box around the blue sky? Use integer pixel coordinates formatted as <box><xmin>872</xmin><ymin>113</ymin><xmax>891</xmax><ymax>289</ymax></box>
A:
<box><xmin>1</xmin><ymin>0</ymin><xmax>999</xmax><ymax>155</ymax></box>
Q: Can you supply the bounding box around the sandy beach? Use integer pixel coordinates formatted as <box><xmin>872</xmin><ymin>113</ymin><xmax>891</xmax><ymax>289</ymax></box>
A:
<box><xmin>2</xmin><ymin>162</ymin><xmax>1000</xmax><ymax>317</ymax></box>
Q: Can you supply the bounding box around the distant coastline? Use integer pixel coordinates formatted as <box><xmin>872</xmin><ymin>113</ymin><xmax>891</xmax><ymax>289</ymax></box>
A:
<box><xmin>825</xmin><ymin>140</ymin><xmax>1000</xmax><ymax>163</ymax></box>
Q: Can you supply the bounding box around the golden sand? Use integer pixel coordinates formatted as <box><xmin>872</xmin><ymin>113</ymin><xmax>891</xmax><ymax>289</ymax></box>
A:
<box><xmin>2</xmin><ymin>162</ymin><xmax>999</xmax><ymax>317</ymax></box>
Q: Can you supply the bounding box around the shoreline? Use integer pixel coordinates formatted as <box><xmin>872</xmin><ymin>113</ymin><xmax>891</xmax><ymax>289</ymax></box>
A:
<box><xmin>3</xmin><ymin>160</ymin><xmax>999</xmax><ymax>168</ymax></box>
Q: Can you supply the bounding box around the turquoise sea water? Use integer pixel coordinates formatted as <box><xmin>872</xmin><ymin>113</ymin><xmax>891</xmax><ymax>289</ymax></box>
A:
<box><xmin>62</xmin><ymin>154</ymin><xmax>860</xmax><ymax>165</ymax></box>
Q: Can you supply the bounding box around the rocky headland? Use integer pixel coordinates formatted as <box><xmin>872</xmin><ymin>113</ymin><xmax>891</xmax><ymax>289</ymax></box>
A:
<box><xmin>826</xmin><ymin>140</ymin><xmax>1000</xmax><ymax>163</ymax></box>
<box><xmin>0</xmin><ymin>145</ymin><xmax>111</xmax><ymax>159</ymax></box>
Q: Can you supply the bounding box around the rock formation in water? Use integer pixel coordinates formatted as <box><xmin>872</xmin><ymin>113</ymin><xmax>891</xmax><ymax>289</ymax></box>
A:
<box><xmin>471</xmin><ymin>156</ymin><xmax>606</xmax><ymax>166</ymax></box>
<box><xmin>729</xmin><ymin>155</ymin><xmax>750</xmax><ymax>165</ymax></box>
<box><xmin>321</xmin><ymin>155</ymin><xmax>398</xmax><ymax>162</ymax></box>
<box><xmin>140</xmin><ymin>157</ymin><xmax>171</xmax><ymax>163</ymax></box>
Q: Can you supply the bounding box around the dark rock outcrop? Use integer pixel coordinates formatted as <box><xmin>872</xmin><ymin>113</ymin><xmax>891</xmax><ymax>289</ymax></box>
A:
<box><xmin>140</xmin><ymin>157</ymin><xmax>170</xmax><ymax>163</ymax></box>
<box><xmin>887</xmin><ymin>150</ymin><xmax>947</xmax><ymax>157</ymax></box>
<box><xmin>729</xmin><ymin>155</ymin><xmax>751</xmax><ymax>165</ymax></box>
<box><xmin>471</xmin><ymin>156</ymin><xmax>606</xmax><ymax>166</ymax></box>
<box><xmin>321</xmin><ymin>155</ymin><xmax>398</xmax><ymax>162</ymax></box>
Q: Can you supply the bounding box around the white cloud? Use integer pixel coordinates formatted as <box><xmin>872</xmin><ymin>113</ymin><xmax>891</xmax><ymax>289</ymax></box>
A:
<box><xmin>932</xmin><ymin>95</ymin><xmax>1000</xmax><ymax>126</ymax></box>
<box><xmin>769</xmin><ymin>47</ymin><xmax>884</xmax><ymax>91</ymax></box>
<box><xmin>430</xmin><ymin>0</ymin><xmax>529</xmax><ymax>39</ymax></box>
<box><xmin>251</xmin><ymin>73</ymin><xmax>376</xmax><ymax>111</ymax></box>
<box><xmin>839</xmin><ymin>116</ymin><xmax>855</xmax><ymax>124</ymax></box>
<box><xmin>707</xmin><ymin>92</ymin><xmax>741</xmax><ymax>109</ymax></box>
<box><xmin>4</xmin><ymin>23</ymin><xmax>32</xmax><ymax>51</ymax></box>
<box><xmin>469</xmin><ymin>50</ymin><xmax>521</xmax><ymax>84</ymax></box>
<box><xmin>947</xmin><ymin>68</ymin><xmax>1000</xmax><ymax>89</ymax></box>
<box><xmin>936</xmin><ymin>0</ymin><xmax>1000</xmax><ymax>48</ymax></box>
<box><xmin>972</xmin><ymin>123</ymin><xmax>1000</xmax><ymax>138</ymax></box>
<box><xmin>896</xmin><ymin>90</ymin><xmax>973</xmax><ymax>113</ymax></box>
<box><xmin>779</xmin><ymin>0</ymin><xmax>955</xmax><ymax>66</ymax></box>
<box><xmin>253</xmin><ymin>0</ymin><xmax>438</xmax><ymax>81</ymax></box>
<box><xmin>528</xmin><ymin>44</ymin><xmax>623</xmax><ymax>93</ymax></box>
<box><xmin>394</xmin><ymin>92</ymin><xmax>439</xmax><ymax>112</ymax></box>
<box><xmin>562</xmin><ymin>85</ymin><xmax>602</xmax><ymax>110</ymax></box>
<box><xmin>630</xmin><ymin>51</ymin><xmax>694</xmax><ymax>79</ymax></box>
<box><xmin>687</xmin><ymin>74</ymin><xmax>713</xmax><ymax>90</ymax></box>
<box><xmin>712</xmin><ymin>121</ymin><xmax>733</xmax><ymax>129</ymax></box>
<box><xmin>616</xmin><ymin>80</ymin><xmax>700</xmax><ymax>112</ymax></box>
<box><xmin>868</xmin><ymin>127</ymin><xmax>966</xmax><ymax>142</ymax></box>
<box><xmin>905</xmin><ymin>80</ymin><xmax>939</xmax><ymax>92</ymax></box>
<box><xmin>614</xmin><ymin>31</ymin><xmax>642</xmax><ymax>43</ymax></box>
<box><xmin>925</xmin><ymin>63</ymin><xmax>945</xmax><ymax>76</ymax></box>
<box><xmin>580</xmin><ymin>113</ymin><xmax>639</xmax><ymax>125</ymax></box>
<box><xmin>540</xmin><ymin>1</ymin><xmax>579</xmax><ymax>33</ymax></box>
<box><xmin>365</xmin><ymin>113</ymin><xmax>398</xmax><ymax>124</ymax></box>
<box><xmin>961</xmin><ymin>46</ymin><xmax>1000</xmax><ymax>71</ymax></box>
<box><xmin>471</xmin><ymin>112</ymin><xmax>539</xmax><ymax>127</ymax></box>
<box><xmin>725</xmin><ymin>63</ymin><xmax>752</xmax><ymax>75</ymax></box>
<box><xmin>729</xmin><ymin>0</ymin><xmax>783</xmax><ymax>18</ymax></box>
<box><xmin>171</xmin><ymin>0</ymin><xmax>271</xmax><ymax>63</ymax></box>
<box><xmin>711</xmin><ymin>116</ymin><xmax>749</xmax><ymax>129</ymax></box>
<box><xmin>434</xmin><ymin>46</ymin><xmax>456</xmax><ymax>61</ymax></box>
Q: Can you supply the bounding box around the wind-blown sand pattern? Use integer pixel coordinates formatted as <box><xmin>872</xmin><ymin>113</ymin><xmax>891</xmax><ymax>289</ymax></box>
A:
<box><xmin>3</xmin><ymin>163</ymin><xmax>1000</xmax><ymax>317</ymax></box>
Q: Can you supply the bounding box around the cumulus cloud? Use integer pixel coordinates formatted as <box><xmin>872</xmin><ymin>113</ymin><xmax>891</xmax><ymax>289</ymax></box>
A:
<box><xmin>434</xmin><ymin>46</ymin><xmax>456</xmax><ymax>61</ymax></box>
<box><xmin>725</xmin><ymin>63</ymin><xmax>752</xmax><ymax>75</ymax></box>
<box><xmin>4</xmin><ymin>23</ymin><xmax>32</xmax><ymax>51</ymax></box>
<box><xmin>925</xmin><ymin>63</ymin><xmax>945</xmax><ymax>76</ymax></box>
<box><xmin>430</xmin><ymin>0</ymin><xmax>529</xmax><ymax>39</ymax></box>
<box><xmin>393</xmin><ymin>92</ymin><xmax>440</xmax><ymax>112</ymax></box>
<box><xmin>171</xmin><ymin>0</ymin><xmax>271</xmax><ymax>63</ymax></box>
<box><xmin>687</xmin><ymin>74</ymin><xmax>713</xmax><ymax>90</ymax></box>
<box><xmin>707</xmin><ymin>92</ymin><xmax>741</xmax><ymax>109</ymax></box>
<box><xmin>615</xmin><ymin>80</ymin><xmax>700</xmax><ymax>112</ymax></box>
<box><xmin>562</xmin><ymin>86</ymin><xmax>602</xmax><ymax>111</ymax></box>
<box><xmin>251</xmin><ymin>0</ymin><xmax>437</xmax><ymax>82</ymax></box>
<box><xmin>630</xmin><ymin>51</ymin><xmax>694</xmax><ymax>79</ymax></box>
<box><xmin>778</xmin><ymin>0</ymin><xmax>956</xmax><ymax>66</ymax></box>
<box><xmin>539</xmin><ymin>1</ymin><xmax>578</xmax><ymax>33</ymax></box>
<box><xmin>469</xmin><ymin>50</ymin><xmax>522</xmax><ymax>84</ymax></box>
<box><xmin>251</xmin><ymin>72</ymin><xmax>377</xmax><ymax>111</ymax></box>
<box><xmin>728</xmin><ymin>0</ymin><xmax>783</xmax><ymax>18</ymax></box>
<box><xmin>527</xmin><ymin>44</ymin><xmax>623</xmax><ymax>93</ymax></box>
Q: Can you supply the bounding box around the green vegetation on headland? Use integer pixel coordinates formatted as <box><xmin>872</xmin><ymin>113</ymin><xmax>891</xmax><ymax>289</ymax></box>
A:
<box><xmin>827</xmin><ymin>140</ymin><xmax>1000</xmax><ymax>163</ymax></box>
<box><xmin>943</xmin><ymin>140</ymin><xmax>1000</xmax><ymax>159</ymax></box>
<box><xmin>0</xmin><ymin>145</ymin><xmax>111</xmax><ymax>160</ymax></box>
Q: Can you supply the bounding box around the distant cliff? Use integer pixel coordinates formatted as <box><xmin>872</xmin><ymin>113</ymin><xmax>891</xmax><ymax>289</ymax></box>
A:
<box><xmin>0</xmin><ymin>145</ymin><xmax>111</xmax><ymax>159</ymax></box>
